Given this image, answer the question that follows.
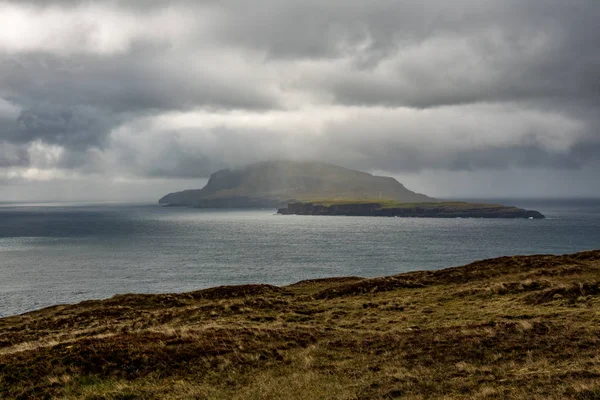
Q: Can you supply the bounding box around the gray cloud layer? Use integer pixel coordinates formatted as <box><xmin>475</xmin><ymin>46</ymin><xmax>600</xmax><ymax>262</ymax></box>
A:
<box><xmin>0</xmin><ymin>0</ymin><xmax>598</xmax><ymax>198</ymax></box>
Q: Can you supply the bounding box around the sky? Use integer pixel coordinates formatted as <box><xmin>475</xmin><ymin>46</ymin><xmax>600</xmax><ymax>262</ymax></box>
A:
<box><xmin>0</xmin><ymin>0</ymin><xmax>599</xmax><ymax>202</ymax></box>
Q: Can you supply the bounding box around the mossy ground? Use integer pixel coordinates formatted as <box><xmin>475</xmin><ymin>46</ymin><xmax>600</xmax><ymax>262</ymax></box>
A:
<box><xmin>2</xmin><ymin>251</ymin><xmax>600</xmax><ymax>399</ymax></box>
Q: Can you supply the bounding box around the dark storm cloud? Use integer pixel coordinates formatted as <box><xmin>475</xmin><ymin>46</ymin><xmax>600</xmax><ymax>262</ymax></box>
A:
<box><xmin>286</xmin><ymin>1</ymin><xmax>600</xmax><ymax>110</ymax></box>
<box><xmin>0</xmin><ymin>141</ymin><xmax>29</xmax><ymax>167</ymax></box>
<box><xmin>0</xmin><ymin>51</ymin><xmax>279</xmax><ymax>113</ymax></box>
<box><xmin>0</xmin><ymin>45</ymin><xmax>279</xmax><ymax>156</ymax></box>
<box><xmin>0</xmin><ymin>0</ymin><xmax>598</xmax><ymax>195</ymax></box>
<box><xmin>11</xmin><ymin>106</ymin><xmax>112</xmax><ymax>149</ymax></box>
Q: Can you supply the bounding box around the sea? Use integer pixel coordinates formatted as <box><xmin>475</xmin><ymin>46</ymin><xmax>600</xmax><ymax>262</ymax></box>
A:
<box><xmin>1</xmin><ymin>199</ymin><xmax>599</xmax><ymax>317</ymax></box>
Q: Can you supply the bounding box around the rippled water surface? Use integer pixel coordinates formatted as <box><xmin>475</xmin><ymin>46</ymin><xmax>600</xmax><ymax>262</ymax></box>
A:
<box><xmin>1</xmin><ymin>199</ymin><xmax>599</xmax><ymax>317</ymax></box>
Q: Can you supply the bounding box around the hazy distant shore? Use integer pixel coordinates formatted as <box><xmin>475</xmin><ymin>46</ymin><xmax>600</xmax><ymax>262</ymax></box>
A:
<box><xmin>277</xmin><ymin>200</ymin><xmax>545</xmax><ymax>219</ymax></box>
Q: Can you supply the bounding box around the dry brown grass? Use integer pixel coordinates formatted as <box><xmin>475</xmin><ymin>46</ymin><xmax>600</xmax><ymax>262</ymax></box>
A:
<box><xmin>1</xmin><ymin>250</ymin><xmax>600</xmax><ymax>399</ymax></box>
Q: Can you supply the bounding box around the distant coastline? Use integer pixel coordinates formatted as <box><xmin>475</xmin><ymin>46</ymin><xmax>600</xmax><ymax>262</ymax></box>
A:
<box><xmin>277</xmin><ymin>200</ymin><xmax>545</xmax><ymax>219</ymax></box>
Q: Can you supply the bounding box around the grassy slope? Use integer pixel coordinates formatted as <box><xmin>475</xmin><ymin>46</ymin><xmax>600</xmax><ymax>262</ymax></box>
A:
<box><xmin>2</xmin><ymin>250</ymin><xmax>600</xmax><ymax>399</ymax></box>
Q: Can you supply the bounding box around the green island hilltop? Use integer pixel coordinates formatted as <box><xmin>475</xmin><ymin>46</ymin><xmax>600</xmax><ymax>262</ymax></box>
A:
<box><xmin>159</xmin><ymin>160</ymin><xmax>544</xmax><ymax>218</ymax></box>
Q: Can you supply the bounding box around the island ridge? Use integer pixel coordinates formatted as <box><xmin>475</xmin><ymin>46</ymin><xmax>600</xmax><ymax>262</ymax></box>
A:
<box><xmin>159</xmin><ymin>160</ymin><xmax>544</xmax><ymax>218</ymax></box>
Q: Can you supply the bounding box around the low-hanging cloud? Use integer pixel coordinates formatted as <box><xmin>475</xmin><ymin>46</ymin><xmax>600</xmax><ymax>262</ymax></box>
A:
<box><xmin>0</xmin><ymin>0</ymin><xmax>598</xmax><ymax>199</ymax></box>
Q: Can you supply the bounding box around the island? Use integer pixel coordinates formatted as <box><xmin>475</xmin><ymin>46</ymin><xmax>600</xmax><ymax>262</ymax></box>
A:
<box><xmin>2</xmin><ymin>250</ymin><xmax>599</xmax><ymax>398</ymax></box>
<box><xmin>278</xmin><ymin>200</ymin><xmax>545</xmax><ymax>219</ymax></box>
<box><xmin>159</xmin><ymin>160</ymin><xmax>435</xmax><ymax>208</ymax></box>
<box><xmin>159</xmin><ymin>160</ymin><xmax>545</xmax><ymax>218</ymax></box>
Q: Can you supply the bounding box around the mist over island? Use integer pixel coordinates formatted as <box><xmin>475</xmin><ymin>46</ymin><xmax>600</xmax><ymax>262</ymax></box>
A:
<box><xmin>159</xmin><ymin>160</ymin><xmax>434</xmax><ymax>207</ymax></box>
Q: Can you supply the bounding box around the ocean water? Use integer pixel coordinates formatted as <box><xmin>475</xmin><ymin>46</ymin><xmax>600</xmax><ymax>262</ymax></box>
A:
<box><xmin>1</xmin><ymin>199</ymin><xmax>599</xmax><ymax>317</ymax></box>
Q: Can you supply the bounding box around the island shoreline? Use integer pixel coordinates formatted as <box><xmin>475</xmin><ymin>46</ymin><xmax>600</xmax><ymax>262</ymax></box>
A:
<box><xmin>277</xmin><ymin>201</ymin><xmax>545</xmax><ymax>219</ymax></box>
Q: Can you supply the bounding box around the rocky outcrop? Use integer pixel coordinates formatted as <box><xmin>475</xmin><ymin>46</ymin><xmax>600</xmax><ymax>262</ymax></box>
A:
<box><xmin>277</xmin><ymin>202</ymin><xmax>545</xmax><ymax>219</ymax></box>
<box><xmin>279</xmin><ymin>202</ymin><xmax>380</xmax><ymax>215</ymax></box>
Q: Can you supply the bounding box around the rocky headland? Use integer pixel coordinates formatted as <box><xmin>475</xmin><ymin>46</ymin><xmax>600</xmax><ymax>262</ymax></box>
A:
<box><xmin>278</xmin><ymin>201</ymin><xmax>545</xmax><ymax>219</ymax></box>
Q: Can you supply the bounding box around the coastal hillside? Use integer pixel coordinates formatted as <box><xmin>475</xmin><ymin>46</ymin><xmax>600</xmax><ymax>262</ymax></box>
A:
<box><xmin>2</xmin><ymin>250</ymin><xmax>600</xmax><ymax>399</ymax></box>
<box><xmin>158</xmin><ymin>160</ymin><xmax>434</xmax><ymax>207</ymax></box>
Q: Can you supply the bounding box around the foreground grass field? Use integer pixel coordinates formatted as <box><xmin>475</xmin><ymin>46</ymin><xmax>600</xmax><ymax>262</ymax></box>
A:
<box><xmin>2</xmin><ymin>250</ymin><xmax>600</xmax><ymax>399</ymax></box>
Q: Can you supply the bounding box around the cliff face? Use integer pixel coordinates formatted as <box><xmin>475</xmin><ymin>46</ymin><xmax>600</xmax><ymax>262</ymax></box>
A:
<box><xmin>277</xmin><ymin>202</ymin><xmax>545</xmax><ymax>219</ymax></box>
<box><xmin>159</xmin><ymin>161</ymin><xmax>435</xmax><ymax>207</ymax></box>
